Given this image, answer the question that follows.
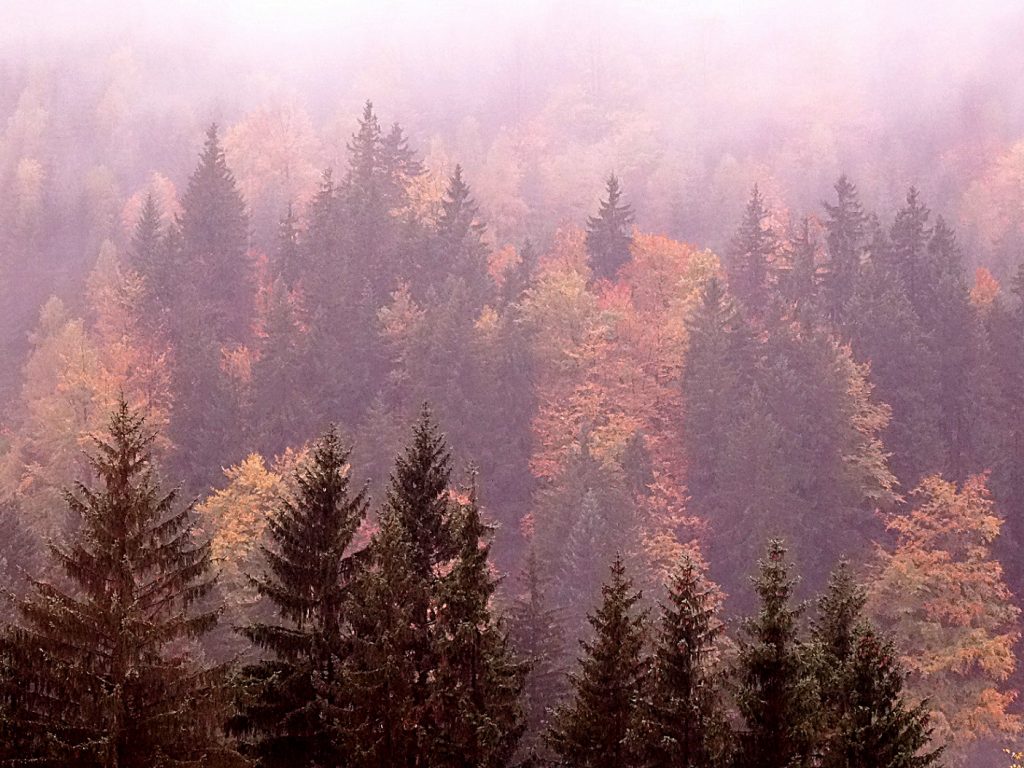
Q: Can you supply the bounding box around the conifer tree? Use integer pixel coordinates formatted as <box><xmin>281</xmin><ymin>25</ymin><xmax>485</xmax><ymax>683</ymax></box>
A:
<box><xmin>0</xmin><ymin>498</ymin><xmax>39</xmax><ymax>596</ymax></box>
<box><xmin>734</xmin><ymin>539</ymin><xmax>818</xmax><ymax>768</ymax></box>
<box><xmin>275</xmin><ymin>202</ymin><xmax>301</xmax><ymax>288</ymax></box>
<box><xmin>641</xmin><ymin>552</ymin><xmax>729</xmax><ymax>768</ymax></box>
<box><xmin>434</xmin><ymin>164</ymin><xmax>493</xmax><ymax>307</ymax></box>
<box><xmin>508</xmin><ymin>548</ymin><xmax>568</xmax><ymax>761</ymax></box>
<box><xmin>885</xmin><ymin>187</ymin><xmax>932</xmax><ymax>315</ymax></box>
<box><xmin>728</xmin><ymin>184</ymin><xmax>779</xmax><ymax>317</ymax></box>
<box><xmin>585</xmin><ymin>174</ymin><xmax>635</xmax><ymax>282</ymax></box>
<box><xmin>546</xmin><ymin>555</ymin><xmax>647</xmax><ymax>768</ymax></box>
<box><xmin>129</xmin><ymin>193</ymin><xmax>167</xmax><ymax>315</ymax></box>
<box><xmin>179</xmin><ymin>123</ymin><xmax>252</xmax><ymax>343</ymax></box>
<box><xmin>826</xmin><ymin>628</ymin><xmax>941</xmax><ymax>768</ymax></box>
<box><xmin>822</xmin><ymin>175</ymin><xmax>867</xmax><ymax>328</ymax></box>
<box><xmin>0</xmin><ymin>400</ymin><xmax>234</xmax><ymax>767</ymax></box>
<box><xmin>813</xmin><ymin>561</ymin><xmax>941</xmax><ymax>768</ymax></box>
<box><xmin>425</xmin><ymin>482</ymin><xmax>526</xmax><ymax>767</ymax></box>
<box><xmin>782</xmin><ymin>217</ymin><xmax>821</xmax><ymax>325</ymax></box>
<box><xmin>380</xmin><ymin>122</ymin><xmax>423</xmax><ymax>214</ymax></box>
<box><xmin>229</xmin><ymin>427</ymin><xmax>368</xmax><ymax>768</ymax></box>
<box><xmin>681</xmin><ymin>276</ymin><xmax>754</xmax><ymax>508</ymax></box>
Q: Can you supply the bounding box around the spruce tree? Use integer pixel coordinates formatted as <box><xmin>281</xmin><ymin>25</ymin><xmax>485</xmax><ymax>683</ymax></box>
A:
<box><xmin>424</xmin><ymin>483</ymin><xmax>526</xmax><ymax>767</ymax></box>
<box><xmin>508</xmin><ymin>548</ymin><xmax>568</xmax><ymax>762</ymax></box>
<box><xmin>734</xmin><ymin>539</ymin><xmax>817</xmax><ymax>768</ymax></box>
<box><xmin>0</xmin><ymin>400</ymin><xmax>234</xmax><ymax>767</ymax></box>
<box><xmin>434</xmin><ymin>165</ymin><xmax>493</xmax><ymax>307</ymax></box>
<box><xmin>179</xmin><ymin>123</ymin><xmax>252</xmax><ymax>343</ymax></box>
<box><xmin>728</xmin><ymin>184</ymin><xmax>779</xmax><ymax>318</ymax></box>
<box><xmin>546</xmin><ymin>555</ymin><xmax>647</xmax><ymax>768</ymax></box>
<box><xmin>826</xmin><ymin>628</ymin><xmax>941</xmax><ymax>768</ymax></box>
<box><xmin>346</xmin><ymin>507</ymin><xmax>424</xmax><ymax>767</ymax></box>
<box><xmin>822</xmin><ymin>175</ymin><xmax>867</xmax><ymax>328</ymax></box>
<box><xmin>585</xmin><ymin>174</ymin><xmax>635</xmax><ymax>282</ymax></box>
<box><xmin>813</xmin><ymin>561</ymin><xmax>941</xmax><ymax>768</ymax></box>
<box><xmin>641</xmin><ymin>552</ymin><xmax>729</xmax><ymax>768</ymax></box>
<box><xmin>885</xmin><ymin>187</ymin><xmax>932</xmax><ymax>315</ymax></box>
<box><xmin>0</xmin><ymin>498</ymin><xmax>39</xmax><ymax>596</ymax></box>
<box><xmin>129</xmin><ymin>193</ymin><xmax>167</xmax><ymax>315</ymax></box>
<box><xmin>228</xmin><ymin>427</ymin><xmax>368</xmax><ymax>768</ymax></box>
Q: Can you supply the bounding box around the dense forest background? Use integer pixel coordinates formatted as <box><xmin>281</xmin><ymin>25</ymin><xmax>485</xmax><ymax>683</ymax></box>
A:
<box><xmin>4</xmin><ymin>2</ymin><xmax>1024</xmax><ymax>765</ymax></box>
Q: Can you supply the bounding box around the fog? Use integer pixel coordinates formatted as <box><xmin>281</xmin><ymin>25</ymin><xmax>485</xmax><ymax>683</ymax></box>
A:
<box><xmin>2</xmin><ymin>5</ymin><xmax>1024</xmax><ymax>765</ymax></box>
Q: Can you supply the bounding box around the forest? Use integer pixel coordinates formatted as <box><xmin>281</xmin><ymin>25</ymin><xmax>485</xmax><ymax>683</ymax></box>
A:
<box><xmin>3</xmin><ymin>2</ymin><xmax>1024</xmax><ymax>766</ymax></box>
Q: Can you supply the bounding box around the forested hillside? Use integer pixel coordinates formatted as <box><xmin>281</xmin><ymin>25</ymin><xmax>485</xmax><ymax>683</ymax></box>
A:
<box><xmin>3</xmin><ymin>3</ymin><xmax>1024</xmax><ymax>766</ymax></box>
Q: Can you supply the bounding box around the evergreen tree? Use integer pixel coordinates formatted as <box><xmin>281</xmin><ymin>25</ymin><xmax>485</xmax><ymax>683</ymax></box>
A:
<box><xmin>433</xmin><ymin>165</ymin><xmax>493</xmax><ymax>307</ymax></box>
<box><xmin>508</xmin><ymin>548</ymin><xmax>568</xmax><ymax>761</ymax></box>
<box><xmin>424</xmin><ymin>482</ymin><xmax>526</xmax><ymax>767</ymax></box>
<box><xmin>346</xmin><ymin>507</ymin><xmax>424</xmax><ymax>767</ymax></box>
<box><xmin>734</xmin><ymin>539</ymin><xmax>817</xmax><ymax>768</ymax></box>
<box><xmin>641</xmin><ymin>552</ymin><xmax>729</xmax><ymax>768</ymax></box>
<box><xmin>822</xmin><ymin>175</ymin><xmax>867</xmax><ymax>328</ymax></box>
<box><xmin>0</xmin><ymin>498</ymin><xmax>39</xmax><ymax>596</ymax></box>
<box><xmin>885</xmin><ymin>187</ymin><xmax>932</xmax><ymax>315</ymax></box>
<box><xmin>728</xmin><ymin>184</ymin><xmax>779</xmax><ymax>318</ymax></box>
<box><xmin>826</xmin><ymin>628</ymin><xmax>941</xmax><ymax>768</ymax></box>
<box><xmin>129</xmin><ymin>193</ymin><xmax>167</xmax><ymax>314</ymax></box>
<box><xmin>813</xmin><ymin>561</ymin><xmax>941</xmax><ymax>768</ymax></box>
<box><xmin>228</xmin><ymin>428</ymin><xmax>368</xmax><ymax>768</ymax></box>
<box><xmin>585</xmin><ymin>174</ymin><xmax>635</xmax><ymax>282</ymax></box>
<box><xmin>681</xmin><ymin>276</ymin><xmax>754</xmax><ymax>509</ymax></box>
<box><xmin>275</xmin><ymin>202</ymin><xmax>302</xmax><ymax>288</ymax></box>
<box><xmin>0</xmin><ymin>400</ymin><xmax>234</xmax><ymax>767</ymax></box>
<box><xmin>380</xmin><ymin>122</ymin><xmax>423</xmax><ymax>214</ymax></box>
<box><xmin>546</xmin><ymin>555</ymin><xmax>647</xmax><ymax>768</ymax></box>
<box><xmin>179</xmin><ymin>123</ymin><xmax>252</xmax><ymax>343</ymax></box>
<box><xmin>782</xmin><ymin>217</ymin><xmax>822</xmax><ymax>326</ymax></box>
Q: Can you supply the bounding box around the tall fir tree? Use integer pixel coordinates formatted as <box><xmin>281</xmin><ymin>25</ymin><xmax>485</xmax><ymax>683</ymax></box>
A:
<box><xmin>727</xmin><ymin>184</ymin><xmax>779</xmax><ymax>318</ymax></box>
<box><xmin>885</xmin><ymin>187</ymin><xmax>932</xmax><ymax>316</ymax></box>
<box><xmin>585</xmin><ymin>174</ymin><xmax>635</xmax><ymax>282</ymax></box>
<box><xmin>508</xmin><ymin>548</ymin><xmax>568</xmax><ymax>763</ymax></box>
<box><xmin>424</xmin><ymin>482</ymin><xmax>526</xmax><ymax>767</ymax></box>
<box><xmin>546</xmin><ymin>555</ymin><xmax>648</xmax><ymax>768</ymax></box>
<box><xmin>641</xmin><ymin>552</ymin><xmax>730</xmax><ymax>768</ymax></box>
<box><xmin>734</xmin><ymin>539</ymin><xmax>818</xmax><ymax>768</ymax></box>
<box><xmin>228</xmin><ymin>428</ymin><xmax>368</xmax><ymax>768</ymax></box>
<box><xmin>433</xmin><ymin>164</ymin><xmax>493</xmax><ymax>308</ymax></box>
<box><xmin>179</xmin><ymin>123</ymin><xmax>252</xmax><ymax>343</ymax></box>
<box><xmin>813</xmin><ymin>561</ymin><xmax>941</xmax><ymax>768</ymax></box>
<box><xmin>0</xmin><ymin>400</ymin><xmax>235</xmax><ymax>767</ymax></box>
<box><xmin>822</xmin><ymin>175</ymin><xmax>867</xmax><ymax>328</ymax></box>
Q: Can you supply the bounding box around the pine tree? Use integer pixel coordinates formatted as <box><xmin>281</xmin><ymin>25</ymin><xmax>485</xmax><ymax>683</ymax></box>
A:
<box><xmin>734</xmin><ymin>539</ymin><xmax>818</xmax><ymax>768</ymax></box>
<box><xmin>822</xmin><ymin>175</ymin><xmax>867</xmax><ymax>328</ymax></box>
<box><xmin>728</xmin><ymin>184</ymin><xmax>779</xmax><ymax>318</ymax></box>
<box><xmin>782</xmin><ymin>217</ymin><xmax>822</xmax><ymax>326</ymax></box>
<box><xmin>424</xmin><ymin>482</ymin><xmax>526</xmax><ymax>767</ymax></box>
<box><xmin>380</xmin><ymin>122</ymin><xmax>423</xmax><ymax>214</ymax></box>
<box><xmin>641</xmin><ymin>552</ymin><xmax>729</xmax><ymax>768</ymax></box>
<box><xmin>826</xmin><ymin>628</ymin><xmax>941</xmax><ymax>768</ymax></box>
<box><xmin>274</xmin><ymin>202</ymin><xmax>302</xmax><ymax>288</ymax></box>
<box><xmin>0</xmin><ymin>400</ymin><xmax>235</xmax><ymax>767</ymax></box>
<box><xmin>434</xmin><ymin>165</ymin><xmax>493</xmax><ymax>307</ymax></box>
<box><xmin>681</xmin><ymin>276</ymin><xmax>754</xmax><ymax>508</ymax></box>
<box><xmin>228</xmin><ymin>428</ymin><xmax>368</xmax><ymax>768</ymax></box>
<box><xmin>0</xmin><ymin>498</ymin><xmax>39</xmax><ymax>596</ymax></box>
<box><xmin>885</xmin><ymin>187</ymin><xmax>932</xmax><ymax>315</ymax></box>
<box><xmin>347</xmin><ymin>407</ymin><xmax>454</xmax><ymax>766</ymax></box>
<box><xmin>508</xmin><ymin>548</ymin><xmax>568</xmax><ymax>761</ymax></box>
<box><xmin>585</xmin><ymin>174</ymin><xmax>635</xmax><ymax>282</ymax></box>
<box><xmin>813</xmin><ymin>561</ymin><xmax>941</xmax><ymax>768</ymax></box>
<box><xmin>546</xmin><ymin>555</ymin><xmax>647</xmax><ymax>768</ymax></box>
<box><xmin>179</xmin><ymin>123</ymin><xmax>252</xmax><ymax>343</ymax></box>
<box><xmin>129</xmin><ymin>193</ymin><xmax>167</xmax><ymax>314</ymax></box>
